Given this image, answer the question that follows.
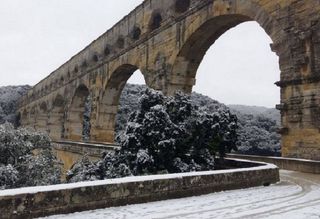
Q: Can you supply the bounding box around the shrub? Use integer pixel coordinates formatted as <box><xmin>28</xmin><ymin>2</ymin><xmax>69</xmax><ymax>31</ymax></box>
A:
<box><xmin>68</xmin><ymin>89</ymin><xmax>237</xmax><ymax>182</ymax></box>
<box><xmin>0</xmin><ymin>123</ymin><xmax>61</xmax><ymax>189</ymax></box>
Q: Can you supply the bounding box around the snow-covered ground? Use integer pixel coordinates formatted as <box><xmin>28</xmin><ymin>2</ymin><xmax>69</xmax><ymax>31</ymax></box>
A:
<box><xmin>41</xmin><ymin>170</ymin><xmax>320</xmax><ymax>219</ymax></box>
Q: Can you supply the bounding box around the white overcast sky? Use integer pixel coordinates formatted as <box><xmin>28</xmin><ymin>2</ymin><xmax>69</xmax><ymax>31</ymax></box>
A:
<box><xmin>0</xmin><ymin>0</ymin><xmax>280</xmax><ymax>107</ymax></box>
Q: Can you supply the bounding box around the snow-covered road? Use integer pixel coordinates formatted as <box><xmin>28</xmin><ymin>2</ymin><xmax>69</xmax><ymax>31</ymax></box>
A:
<box><xmin>42</xmin><ymin>170</ymin><xmax>320</xmax><ymax>219</ymax></box>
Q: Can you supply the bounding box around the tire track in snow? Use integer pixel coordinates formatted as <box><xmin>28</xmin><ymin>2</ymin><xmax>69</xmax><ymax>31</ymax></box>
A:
<box><xmin>154</xmin><ymin>182</ymin><xmax>305</xmax><ymax>219</ymax></box>
<box><xmin>237</xmin><ymin>170</ymin><xmax>320</xmax><ymax>218</ymax></box>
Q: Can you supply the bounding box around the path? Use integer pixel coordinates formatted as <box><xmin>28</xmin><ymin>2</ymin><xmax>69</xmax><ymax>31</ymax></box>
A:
<box><xmin>42</xmin><ymin>170</ymin><xmax>320</xmax><ymax>219</ymax></box>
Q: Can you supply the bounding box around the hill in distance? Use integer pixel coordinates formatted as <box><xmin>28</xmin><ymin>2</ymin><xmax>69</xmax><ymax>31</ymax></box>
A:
<box><xmin>228</xmin><ymin>104</ymin><xmax>280</xmax><ymax>125</ymax></box>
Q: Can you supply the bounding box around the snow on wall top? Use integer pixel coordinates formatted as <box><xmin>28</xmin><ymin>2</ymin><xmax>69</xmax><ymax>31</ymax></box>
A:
<box><xmin>0</xmin><ymin>159</ymin><xmax>277</xmax><ymax>197</ymax></box>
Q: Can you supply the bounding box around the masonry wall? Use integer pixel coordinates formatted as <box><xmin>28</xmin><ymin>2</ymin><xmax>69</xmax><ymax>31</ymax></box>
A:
<box><xmin>53</xmin><ymin>141</ymin><xmax>119</xmax><ymax>175</ymax></box>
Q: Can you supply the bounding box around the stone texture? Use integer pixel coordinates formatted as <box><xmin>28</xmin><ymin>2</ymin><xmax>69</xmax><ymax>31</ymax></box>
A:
<box><xmin>53</xmin><ymin>141</ymin><xmax>118</xmax><ymax>177</ymax></box>
<box><xmin>17</xmin><ymin>0</ymin><xmax>320</xmax><ymax>160</ymax></box>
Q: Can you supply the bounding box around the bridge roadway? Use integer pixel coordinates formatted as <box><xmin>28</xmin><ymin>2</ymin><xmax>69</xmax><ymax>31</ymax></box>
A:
<box><xmin>42</xmin><ymin>170</ymin><xmax>320</xmax><ymax>219</ymax></box>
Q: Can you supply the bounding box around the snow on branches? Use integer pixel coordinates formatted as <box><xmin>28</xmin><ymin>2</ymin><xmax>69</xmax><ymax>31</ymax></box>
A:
<box><xmin>0</xmin><ymin>123</ymin><xmax>61</xmax><ymax>189</ymax></box>
<box><xmin>68</xmin><ymin>89</ymin><xmax>238</xmax><ymax>182</ymax></box>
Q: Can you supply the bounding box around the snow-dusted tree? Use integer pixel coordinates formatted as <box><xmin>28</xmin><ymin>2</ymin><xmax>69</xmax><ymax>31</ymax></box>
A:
<box><xmin>68</xmin><ymin>88</ymin><xmax>238</xmax><ymax>182</ymax></box>
<box><xmin>115</xmin><ymin>84</ymin><xmax>281</xmax><ymax>156</ymax></box>
<box><xmin>0</xmin><ymin>123</ymin><xmax>61</xmax><ymax>189</ymax></box>
<box><xmin>0</xmin><ymin>164</ymin><xmax>19</xmax><ymax>190</ymax></box>
<box><xmin>66</xmin><ymin>155</ymin><xmax>100</xmax><ymax>183</ymax></box>
<box><xmin>18</xmin><ymin>149</ymin><xmax>61</xmax><ymax>187</ymax></box>
<box><xmin>115</xmin><ymin>84</ymin><xmax>147</xmax><ymax>140</ymax></box>
<box><xmin>0</xmin><ymin>85</ymin><xmax>30</xmax><ymax>126</ymax></box>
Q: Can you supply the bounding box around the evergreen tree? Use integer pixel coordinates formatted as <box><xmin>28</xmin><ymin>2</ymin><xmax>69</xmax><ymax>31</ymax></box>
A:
<box><xmin>68</xmin><ymin>89</ymin><xmax>238</xmax><ymax>182</ymax></box>
<box><xmin>0</xmin><ymin>123</ymin><xmax>61</xmax><ymax>189</ymax></box>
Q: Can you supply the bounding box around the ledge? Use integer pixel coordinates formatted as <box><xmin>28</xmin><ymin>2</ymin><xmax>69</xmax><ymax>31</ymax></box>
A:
<box><xmin>53</xmin><ymin>140</ymin><xmax>120</xmax><ymax>150</ymax></box>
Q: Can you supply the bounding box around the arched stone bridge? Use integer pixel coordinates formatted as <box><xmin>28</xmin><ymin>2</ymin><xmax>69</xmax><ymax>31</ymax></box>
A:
<box><xmin>18</xmin><ymin>0</ymin><xmax>320</xmax><ymax>160</ymax></box>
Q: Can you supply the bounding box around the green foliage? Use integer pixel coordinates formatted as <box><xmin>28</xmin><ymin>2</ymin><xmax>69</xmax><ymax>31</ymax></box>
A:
<box><xmin>116</xmin><ymin>84</ymin><xmax>281</xmax><ymax>157</ymax></box>
<box><xmin>0</xmin><ymin>164</ymin><xmax>19</xmax><ymax>190</ymax></box>
<box><xmin>0</xmin><ymin>123</ymin><xmax>61</xmax><ymax>189</ymax></box>
<box><xmin>234</xmin><ymin>113</ymin><xmax>281</xmax><ymax>156</ymax></box>
<box><xmin>66</xmin><ymin>155</ymin><xmax>99</xmax><ymax>183</ymax></box>
<box><xmin>68</xmin><ymin>89</ymin><xmax>238</xmax><ymax>182</ymax></box>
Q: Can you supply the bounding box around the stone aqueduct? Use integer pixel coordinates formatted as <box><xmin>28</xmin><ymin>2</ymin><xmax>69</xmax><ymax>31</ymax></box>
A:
<box><xmin>18</xmin><ymin>0</ymin><xmax>320</xmax><ymax>160</ymax></box>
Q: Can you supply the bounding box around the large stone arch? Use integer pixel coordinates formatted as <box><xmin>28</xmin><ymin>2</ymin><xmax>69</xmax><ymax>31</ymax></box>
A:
<box><xmin>29</xmin><ymin>106</ymin><xmax>37</xmax><ymax>129</ymax></box>
<box><xmin>48</xmin><ymin>94</ymin><xmax>66</xmax><ymax>141</ymax></box>
<box><xmin>169</xmin><ymin>0</ymin><xmax>285</xmax><ymax>94</ymax></box>
<box><xmin>168</xmin><ymin>0</ymin><xmax>320</xmax><ymax>159</ymax></box>
<box><xmin>65</xmin><ymin>84</ymin><xmax>90</xmax><ymax>141</ymax></box>
<box><xmin>91</xmin><ymin>64</ymin><xmax>146</xmax><ymax>143</ymax></box>
<box><xmin>35</xmin><ymin>101</ymin><xmax>49</xmax><ymax>133</ymax></box>
<box><xmin>20</xmin><ymin>108</ymin><xmax>29</xmax><ymax>127</ymax></box>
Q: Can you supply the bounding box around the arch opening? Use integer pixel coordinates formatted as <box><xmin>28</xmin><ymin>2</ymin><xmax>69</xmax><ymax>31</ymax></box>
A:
<box><xmin>21</xmin><ymin>109</ymin><xmax>28</xmax><ymax>127</ymax></box>
<box><xmin>194</xmin><ymin>22</ymin><xmax>280</xmax><ymax>106</ymax></box>
<box><xmin>81</xmin><ymin>60</ymin><xmax>88</xmax><ymax>69</ymax></box>
<box><xmin>74</xmin><ymin>66</ymin><xmax>79</xmax><ymax>73</ymax></box>
<box><xmin>35</xmin><ymin>102</ymin><xmax>48</xmax><ymax>133</ymax></box>
<box><xmin>60</xmin><ymin>76</ymin><xmax>64</xmax><ymax>84</ymax></box>
<box><xmin>172</xmin><ymin>15</ymin><xmax>252</xmax><ymax>91</ymax></box>
<box><xmin>48</xmin><ymin>94</ymin><xmax>65</xmax><ymax>141</ymax></box>
<box><xmin>131</xmin><ymin>26</ymin><xmax>142</xmax><ymax>41</ymax></box>
<box><xmin>104</xmin><ymin>46</ymin><xmax>111</xmax><ymax>56</ymax></box>
<box><xmin>172</xmin><ymin>15</ymin><xmax>281</xmax><ymax>156</ymax></box>
<box><xmin>149</xmin><ymin>12</ymin><xmax>163</xmax><ymax>31</ymax></box>
<box><xmin>66</xmin><ymin>84</ymin><xmax>91</xmax><ymax>141</ymax></box>
<box><xmin>92</xmin><ymin>53</ymin><xmax>99</xmax><ymax>63</ymax></box>
<box><xmin>15</xmin><ymin>112</ymin><xmax>21</xmax><ymax>128</ymax></box>
<box><xmin>116</xmin><ymin>37</ymin><xmax>125</xmax><ymax>49</ymax></box>
<box><xmin>29</xmin><ymin>107</ymin><xmax>37</xmax><ymax>129</ymax></box>
<box><xmin>92</xmin><ymin>65</ymin><xmax>146</xmax><ymax>143</ymax></box>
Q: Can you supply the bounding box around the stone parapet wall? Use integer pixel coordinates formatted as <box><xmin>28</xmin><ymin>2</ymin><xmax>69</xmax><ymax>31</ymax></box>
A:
<box><xmin>0</xmin><ymin>159</ymin><xmax>279</xmax><ymax>219</ymax></box>
<box><xmin>228</xmin><ymin>154</ymin><xmax>320</xmax><ymax>174</ymax></box>
<box><xmin>53</xmin><ymin>141</ymin><xmax>119</xmax><ymax>157</ymax></box>
<box><xmin>53</xmin><ymin>141</ymin><xmax>119</xmax><ymax>174</ymax></box>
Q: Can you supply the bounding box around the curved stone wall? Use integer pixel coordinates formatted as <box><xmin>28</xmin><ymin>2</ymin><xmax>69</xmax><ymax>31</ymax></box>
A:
<box><xmin>0</xmin><ymin>159</ymin><xmax>279</xmax><ymax>218</ymax></box>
